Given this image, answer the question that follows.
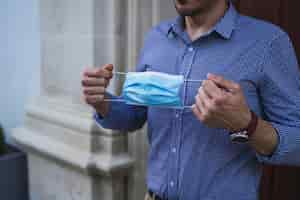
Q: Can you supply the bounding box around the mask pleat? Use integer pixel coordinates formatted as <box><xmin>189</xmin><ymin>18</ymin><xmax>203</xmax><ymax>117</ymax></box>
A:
<box><xmin>107</xmin><ymin>71</ymin><xmax>203</xmax><ymax>108</ymax></box>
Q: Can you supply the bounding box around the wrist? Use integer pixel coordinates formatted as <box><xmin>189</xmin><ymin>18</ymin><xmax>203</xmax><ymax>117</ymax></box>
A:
<box><xmin>95</xmin><ymin>101</ymin><xmax>111</xmax><ymax>118</ymax></box>
<box><xmin>229</xmin><ymin>110</ymin><xmax>259</xmax><ymax>143</ymax></box>
<box><xmin>230</xmin><ymin>109</ymin><xmax>252</xmax><ymax>132</ymax></box>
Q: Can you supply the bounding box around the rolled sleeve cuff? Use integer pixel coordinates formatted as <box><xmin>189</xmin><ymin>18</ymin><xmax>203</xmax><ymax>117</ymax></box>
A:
<box><xmin>93</xmin><ymin>94</ymin><xmax>124</xmax><ymax>129</ymax></box>
<box><xmin>256</xmin><ymin>122</ymin><xmax>300</xmax><ymax>166</ymax></box>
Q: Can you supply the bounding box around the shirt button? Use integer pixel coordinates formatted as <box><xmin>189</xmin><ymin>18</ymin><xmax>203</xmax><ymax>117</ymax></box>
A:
<box><xmin>170</xmin><ymin>181</ymin><xmax>174</xmax><ymax>187</ymax></box>
<box><xmin>172</xmin><ymin>148</ymin><xmax>177</xmax><ymax>153</ymax></box>
<box><xmin>188</xmin><ymin>47</ymin><xmax>194</xmax><ymax>52</ymax></box>
<box><xmin>175</xmin><ymin>113</ymin><xmax>179</xmax><ymax>118</ymax></box>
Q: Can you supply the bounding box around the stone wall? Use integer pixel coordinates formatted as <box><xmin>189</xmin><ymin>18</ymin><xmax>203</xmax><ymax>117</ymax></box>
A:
<box><xmin>12</xmin><ymin>1</ymin><xmax>176</xmax><ymax>200</ymax></box>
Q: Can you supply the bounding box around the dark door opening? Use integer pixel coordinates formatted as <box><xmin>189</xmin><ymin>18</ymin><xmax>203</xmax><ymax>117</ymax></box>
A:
<box><xmin>234</xmin><ymin>1</ymin><xmax>300</xmax><ymax>200</ymax></box>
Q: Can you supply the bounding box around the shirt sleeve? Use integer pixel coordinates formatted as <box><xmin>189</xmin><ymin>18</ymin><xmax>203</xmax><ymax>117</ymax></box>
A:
<box><xmin>256</xmin><ymin>32</ymin><xmax>300</xmax><ymax>166</ymax></box>
<box><xmin>93</xmin><ymin>29</ymin><xmax>153</xmax><ymax>132</ymax></box>
<box><xmin>93</xmin><ymin>61</ymin><xmax>148</xmax><ymax>132</ymax></box>
<box><xmin>94</xmin><ymin>93</ymin><xmax>147</xmax><ymax>132</ymax></box>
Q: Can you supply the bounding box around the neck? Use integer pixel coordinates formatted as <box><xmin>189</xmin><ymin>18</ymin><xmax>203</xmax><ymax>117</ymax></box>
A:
<box><xmin>185</xmin><ymin>1</ymin><xmax>228</xmax><ymax>41</ymax></box>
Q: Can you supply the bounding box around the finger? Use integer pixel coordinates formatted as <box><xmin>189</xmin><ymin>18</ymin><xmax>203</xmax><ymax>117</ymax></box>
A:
<box><xmin>84</xmin><ymin>94</ymin><xmax>105</xmax><ymax>104</ymax></box>
<box><xmin>83</xmin><ymin>67</ymin><xmax>98</xmax><ymax>77</ymax></box>
<box><xmin>202</xmin><ymin>80</ymin><xmax>228</xmax><ymax>105</ymax></box>
<box><xmin>207</xmin><ymin>73</ymin><xmax>240</xmax><ymax>92</ymax></box>
<box><xmin>201</xmin><ymin>80</ymin><xmax>222</xmax><ymax>99</ymax></box>
<box><xmin>82</xmin><ymin>77</ymin><xmax>107</xmax><ymax>87</ymax></box>
<box><xmin>103</xmin><ymin>64</ymin><xmax>113</xmax><ymax>71</ymax></box>
<box><xmin>83</xmin><ymin>86</ymin><xmax>105</xmax><ymax>95</ymax></box>
<box><xmin>195</xmin><ymin>93</ymin><xmax>207</xmax><ymax>114</ymax></box>
<box><xmin>194</xmin><ymin>94</ymin><xmax>208</xmax><ymax>121</ymax></box>
<box><xmin>97</xmin><ymin>64</ymin><xmax>113</xmax><ymax>78</ymax></box>
<box><xmin>98</xmin><ymin>67</ymin><xmax>113</xmax><ymax>79</ymax></box>
<box><xmin>198</xmin><ymin>87</ymin><xmax>210</xmax><ymax>106</ymax></box>
<box><xmin>192</xmin><ymin>104</ymin><xmax>204</xmax><ymax>121</ymax></box>
<box><xmin>197</xmin><ymin>89</ymin><xmax>218</xmax><ymax>119</ymax></box>
<box><xmin>84</xmin><ymin>64</ymin><xmax>113</xmax><ymax>79</ymax></box>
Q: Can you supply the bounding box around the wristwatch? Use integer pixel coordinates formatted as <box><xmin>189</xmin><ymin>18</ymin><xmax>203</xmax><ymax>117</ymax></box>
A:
<box><xmin>229</xmin><ymin>111</ymin><xmax>258</xmax><ymax>143</ymax></box>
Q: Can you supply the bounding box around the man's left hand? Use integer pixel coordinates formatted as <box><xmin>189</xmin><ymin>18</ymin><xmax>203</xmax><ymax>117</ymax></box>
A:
<box><xmin>192</xmin><ymin>73</ymin><xmax>252</xmax><ymax>132</ymax></box>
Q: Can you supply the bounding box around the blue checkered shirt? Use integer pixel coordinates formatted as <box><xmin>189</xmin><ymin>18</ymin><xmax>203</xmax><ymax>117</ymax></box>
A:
<box><xmin>95</xmin><ymin>3</ymin><xmax>300</xmax><ymax>200</ymax></box>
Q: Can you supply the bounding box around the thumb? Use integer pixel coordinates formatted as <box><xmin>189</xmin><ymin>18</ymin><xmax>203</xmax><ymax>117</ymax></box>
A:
<box><xmin>103</xmin><ymin>64</ymin><xmax>114</xmax><ymax>71</ymax></box>
<box><xmin>94</xmin><ymin>64</ymin><xmax>114</xmax><ymax>78</ymax></box>
<box><xmin>207</xmin><ymin>73</ymin><xmax>240</xmax><ymax>92</ymax></box>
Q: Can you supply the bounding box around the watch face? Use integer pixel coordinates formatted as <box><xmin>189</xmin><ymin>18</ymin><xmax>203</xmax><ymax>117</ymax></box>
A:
<box><xmin>230</xmin><ymin>132</ymin><xmax>249</xmax><ymax>143</ymax></box>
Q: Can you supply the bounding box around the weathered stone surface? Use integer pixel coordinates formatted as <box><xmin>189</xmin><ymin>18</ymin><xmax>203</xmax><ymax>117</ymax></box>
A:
<box><xmin>12</xmin><ymin>0</ymin><xmax>176</xmax><ymax>200</ymax></box>
<box><xmin>28</xmin><ymin>153</ymin><xmax>93</xmax><ymax>200</ymax></box>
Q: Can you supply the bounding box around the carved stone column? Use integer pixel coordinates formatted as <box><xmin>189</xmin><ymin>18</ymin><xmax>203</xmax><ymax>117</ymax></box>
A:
<box><xmin>12</xmin><ymin>0</ymin><xmax>132</xmax><ymax>200</ymax></box>
<box><xmin>12</xmin><ymin>0</ymin><xmax>176</xmax><ymax>200</ymax></box>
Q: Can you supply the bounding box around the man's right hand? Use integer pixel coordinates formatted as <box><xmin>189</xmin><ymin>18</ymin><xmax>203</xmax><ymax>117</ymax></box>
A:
<box><xmin>81</xmin><ymin>64</ymin><xmax>113</xmax><ymax>117</ymax></box>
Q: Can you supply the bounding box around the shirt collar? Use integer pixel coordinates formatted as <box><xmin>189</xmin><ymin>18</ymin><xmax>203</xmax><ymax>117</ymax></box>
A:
<box><xmin>167</xmin><ymin>2</ymin><xmax>238</xmax><ymax>40</ymax></box>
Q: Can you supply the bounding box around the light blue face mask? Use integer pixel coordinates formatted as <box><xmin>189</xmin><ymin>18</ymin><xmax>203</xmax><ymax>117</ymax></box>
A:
<box><xmin>122</xmin><ymin>71</ymin><xmax>184</xmax><ymax>107</ymax></box>
<box><xmin>106</xmin><ymin>71</ymin><xmax>203</xmax><ymax>109</ymax></box>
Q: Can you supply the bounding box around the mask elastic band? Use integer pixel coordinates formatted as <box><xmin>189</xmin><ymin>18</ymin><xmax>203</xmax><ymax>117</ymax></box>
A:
<box><xmin>113</xmin><ymin>71</ymin><xmax>127</xmax><ymax>75</ymax></box>
<box><xmin>112</xmin><ymin>71</ymin><xmax>204</xmax><ymax>83</ymax></box>
<box><xmin>103</xmin><ymin>99</ymin><xmax>192</xmax><ymax>109</ymax></box>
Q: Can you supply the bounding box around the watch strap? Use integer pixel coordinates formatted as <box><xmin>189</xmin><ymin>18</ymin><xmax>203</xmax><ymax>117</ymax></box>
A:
<box><xmin>230</xmin><ymin>111</ymin><xmax>258</xmax><ymax>143</ymax></box>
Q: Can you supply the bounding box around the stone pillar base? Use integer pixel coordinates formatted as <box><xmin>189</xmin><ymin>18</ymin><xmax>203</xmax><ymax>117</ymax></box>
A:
<box><xmin>12</xmin><ymin>98</ymin><xmax>133</xmax><ymax>200</ymax></box>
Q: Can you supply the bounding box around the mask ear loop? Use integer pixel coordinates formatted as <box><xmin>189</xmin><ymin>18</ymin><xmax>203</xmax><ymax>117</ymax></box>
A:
<box><xmin>112</xmin><ymin>71</ymin><xmax>127</xmax><ymax>76</ymax></box>
<box><xmin>181</xmin><ymin>79</ymin><xmax>204</xmax><ymax>109</ymax></box>
<box><xmin>103</xmin><ymin>71</ymin><xmax>204</xmax><ymax>109</ymax></box>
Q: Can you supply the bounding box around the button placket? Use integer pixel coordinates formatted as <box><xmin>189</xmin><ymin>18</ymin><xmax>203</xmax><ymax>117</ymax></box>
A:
<box><xmin>170</xmin><ymin>181</ymin><xmax>175</xmax><ymax>187</ymax></box>
<box><xmin>168</xmin><ymin>45</ymin><xmax>196</xmax><ymax>200</ymax></box>
<box><xmin>174</xmin><ymin>46</ymin><xmax>196</xmax><ymax>199</ymax></box>
<box><xmin>172</xmin><ymin>147</ymin><xmax>177</xmax><ymax>153</ymax></box>
<box><xmin>168</xmin><ymin>110</ymin><xmax>180</xmax><ymax>199</ymax></box>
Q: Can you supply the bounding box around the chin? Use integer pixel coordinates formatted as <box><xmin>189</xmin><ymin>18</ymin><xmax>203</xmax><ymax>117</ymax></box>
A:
<box><xmin>175</xmin><ymin>0</ymin><xmax>205</xmax><ymax>16</ymax></box>
<box><xmin>175</xmin><ymin>6</ymin><xmax>203</xmax><ymax>17</ymax></box>
<box><xmin>176</xmin><ymin>0</ymin><xmax>196</xmax><ymax>4</ymax></box>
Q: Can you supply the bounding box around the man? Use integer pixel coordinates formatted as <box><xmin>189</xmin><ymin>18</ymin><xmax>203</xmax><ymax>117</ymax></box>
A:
<box><xmin>81</xmin><ymin>0</ymin><xmax>300</xmax><ymax>199</ymax></box>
